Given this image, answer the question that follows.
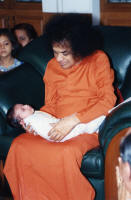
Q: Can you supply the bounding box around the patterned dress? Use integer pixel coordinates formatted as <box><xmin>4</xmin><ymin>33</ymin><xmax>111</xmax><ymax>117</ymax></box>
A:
<box><xmin>0</xmin><ymin>58</ymin><xmax>23</xmax><ymax>72</ymax></box>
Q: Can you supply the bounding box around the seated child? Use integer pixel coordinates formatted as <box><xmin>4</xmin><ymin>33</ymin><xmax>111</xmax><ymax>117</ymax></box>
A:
<box><xmin>116</xmin><ymin>133</ymin><xmax>131</xmax><ymax>200</ymax></box>
<box><xmin>0</xmin><ymin>28</ymin><xmax>22</xmax><ymax>72</ymax></box>
<box><xmin>6</xmin><ymin>104</ymin><xmax>105</xmax><ymax>142</ymax></box>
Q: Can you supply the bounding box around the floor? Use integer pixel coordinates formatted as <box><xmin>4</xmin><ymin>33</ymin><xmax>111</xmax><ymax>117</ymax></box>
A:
<box><xmin>0</xmin><ymin>161</ymin><xmax>13</xmax><ymax>200</ymax></box>
<box><xmin>0</xmin><ymin>198</ymin><xmax>13</xmax><ymax>200</ymax></box>
<box><xmin>0</xmin><ymin>180</ymin><xmax>13</xmax><ymax>200</ymax></box>
<box><xmin>0</xmin><ymin>182</ymin><xmax>13</xmax><ymax>200</ymax></box>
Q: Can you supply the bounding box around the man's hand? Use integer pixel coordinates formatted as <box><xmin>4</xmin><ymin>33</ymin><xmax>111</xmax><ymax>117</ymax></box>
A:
<box><xmin>48</xmin><ymin>113</ymin><xmax>80</xmax><ymax>141</ymax></box>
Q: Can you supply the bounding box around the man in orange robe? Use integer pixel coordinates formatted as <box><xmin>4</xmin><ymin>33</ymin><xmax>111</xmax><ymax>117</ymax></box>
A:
<box><xmin>4</xmin><ymin>14</ymin><xmax>116</xmax><ymax>200</ymax></box>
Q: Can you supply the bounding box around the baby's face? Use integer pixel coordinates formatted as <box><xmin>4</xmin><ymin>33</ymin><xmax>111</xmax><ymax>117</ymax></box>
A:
<box><xmin>14</xmin><ymin>104</ymin><xmax>34</xmax><ymax>120</ymax></box>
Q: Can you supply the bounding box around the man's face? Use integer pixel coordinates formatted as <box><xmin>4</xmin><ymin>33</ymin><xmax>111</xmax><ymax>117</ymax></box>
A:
<box><xmin>14</xmin><ymin>104</ymin><xmax>34</xmax><ymax>121</ymax></box>
<box><xmin>52</xmin><ymin>42</ymin><xmax>81</xmax><ymax>69</ymax></box>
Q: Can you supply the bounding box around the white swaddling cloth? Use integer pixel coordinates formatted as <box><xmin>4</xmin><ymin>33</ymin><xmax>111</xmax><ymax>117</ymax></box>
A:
<box><xmin>23</xmin><ymin>111</ymin><xmax>105</xmax><ymax>142</ymax></box>
<box><xmin>23</xmin><ymin>97</ymin><xmax>131</xmax><ymax>142</ymax></box>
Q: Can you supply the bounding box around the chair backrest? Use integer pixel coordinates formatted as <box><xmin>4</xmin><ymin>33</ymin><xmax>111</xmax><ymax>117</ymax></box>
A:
<box><xmin>94</xmin><ymin>26</ymin><xmax>131</xmax><ymax>100</ymax></box>
<box><xmin>0</xmin><ymin>63</ymin><xmax>45</xmax><ymax>137</ymax></box>
<box><xmin>16</xmin><ymin>35</ymin><xmax>53</xmax><ymax>76</ymax></box>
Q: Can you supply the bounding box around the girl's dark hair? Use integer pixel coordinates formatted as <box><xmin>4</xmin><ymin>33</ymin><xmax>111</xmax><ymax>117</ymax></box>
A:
<box><xmin>0</xmin><ymin>28</ymin><xmax>20</xmax><ymax>55</ymax></box>
<box><xmin>44</xmin><ymin>13</ymin><xmax>102</xmax><ymax>58</ymax></box>
<box><xmin>12</xmin><ymin>23</ymin><xmax>38</xmax><ymax>40</ymax></box>
<box><xmin>120</xmin><ymin>133</ymin><xmax>131</xmax><ymax>167</ymax></box>
<box><xmin>6</xmin><ymin>106</ymin><xmax>22</xmax><ymax>129</ymax></box>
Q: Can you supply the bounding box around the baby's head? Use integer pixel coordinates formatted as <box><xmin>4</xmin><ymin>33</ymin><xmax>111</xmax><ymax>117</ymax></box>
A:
<box><xmin>6</xmin><ymin>104</ymin><xmax>34</xmax><ymax>128</ymax></box>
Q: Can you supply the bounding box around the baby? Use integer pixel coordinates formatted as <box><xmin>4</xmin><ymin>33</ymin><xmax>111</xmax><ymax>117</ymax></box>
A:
<box><xmin>6</xmin><ymin>104</ymin><xmax>105</xmax><ymax>142</ymax></box>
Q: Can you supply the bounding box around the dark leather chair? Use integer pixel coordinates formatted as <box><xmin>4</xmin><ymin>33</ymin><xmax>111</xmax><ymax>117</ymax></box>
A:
<box><xmin>0</xmin><ymin>26</ymin><xmax>131</xmax><ymax>200</ymax></box>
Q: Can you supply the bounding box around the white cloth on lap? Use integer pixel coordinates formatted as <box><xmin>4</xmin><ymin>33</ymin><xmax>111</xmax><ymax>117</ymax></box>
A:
<box><xmin>23</xmin><ymin>111</ymin><xmax>105</xmax><ymax>142</ymax></box>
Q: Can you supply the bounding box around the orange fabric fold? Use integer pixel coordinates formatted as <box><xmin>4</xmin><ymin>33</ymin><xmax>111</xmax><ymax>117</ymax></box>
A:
<box><xmin>4</xmin><ymin>133</ymin><xmax>99</xmax><ymax>200</ymax></box>
<box><xmin>41</xmin><ymin>50</ymin><xmax>116</xmax><ymax>122</ymax></box>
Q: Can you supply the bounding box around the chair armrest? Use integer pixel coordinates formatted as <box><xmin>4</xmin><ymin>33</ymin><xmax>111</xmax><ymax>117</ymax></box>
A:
<box><xmin>80</xmin><ymin>147</ymin><xmax>104</xmax><ymax>179</ymax></box>
<box><xmin>81</xmin><ymin>100</ymin><xmax>131</xmax><ymax>180</ymax></box>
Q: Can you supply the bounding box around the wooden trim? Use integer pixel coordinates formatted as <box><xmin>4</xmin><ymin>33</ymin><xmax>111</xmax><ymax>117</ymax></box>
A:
<box><xmin>101</xmin><ymin>0</ymin><xmax>131</xmax><ymax>12</ymax></box>
<box><xmin>0</xmin><ymin>0</ymin><xmax>10</xmax><ymax>8</ymax></box>
<box><xmin>10</xmin><ymin>0</ymin><xmax>42</xmax><ymax>10</ymax></box>
<box><xmin>100</xmin><ymin>0</ymin><xmax>131</xmax><ymax>26</ymax></box>
<box><xmin>0</xmin><ymin>0</ymin><xmax>42</xmax><ymax>10</ymax></box>
<box><xmin>101</xmin><ymin>11</ymin><xmax>131</xmax><ymax>26</ymax></box>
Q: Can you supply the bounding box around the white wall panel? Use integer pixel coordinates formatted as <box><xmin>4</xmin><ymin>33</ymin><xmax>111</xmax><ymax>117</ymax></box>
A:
<box><xmin>42</xmin><ymin>0</ymin><xmax>100</xmax><ymax>25</ymax></box>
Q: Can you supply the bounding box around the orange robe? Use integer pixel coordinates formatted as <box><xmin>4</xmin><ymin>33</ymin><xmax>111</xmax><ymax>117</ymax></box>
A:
<box><xmin>4</xmin><ymin>50</ymin><xmax>116</xmax><ymax>200</ymax></box>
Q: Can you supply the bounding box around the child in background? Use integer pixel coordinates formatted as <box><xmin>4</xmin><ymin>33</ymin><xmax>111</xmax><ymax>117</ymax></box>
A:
<box><xmin>0</xmin><ymin>28</ymin><xmax>22</xmax><ymax>72</ymax></box>
<box><xmin>116</xmin><ymin>133</ymin><xmax>131</xmax><ymax>200</ymax></box>
<box><xmin>6</xmin><ymin>104</ymin><xmax>105</xmax><ymax>142</ymax></box>
<box><xmin>12</xmin><ymin>23</ymin><xmax>38</xmax><ymax>47</ymax></box>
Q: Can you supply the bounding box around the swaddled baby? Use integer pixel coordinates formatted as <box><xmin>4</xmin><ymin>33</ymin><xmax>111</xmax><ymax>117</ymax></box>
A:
<box><xmin>6</xmin><ymin>104</ymin><xmax>106</xmax><ymax>142</ymax></box>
